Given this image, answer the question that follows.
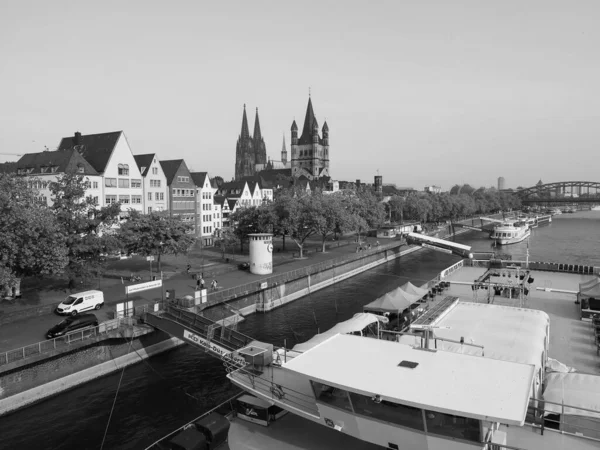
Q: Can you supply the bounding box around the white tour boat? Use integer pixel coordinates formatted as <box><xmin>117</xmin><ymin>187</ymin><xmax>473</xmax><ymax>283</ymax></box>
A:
<box><xmin>489</xmin><ymin>220</ymin><xmax>531</xmax><ymax>245</ymax></box>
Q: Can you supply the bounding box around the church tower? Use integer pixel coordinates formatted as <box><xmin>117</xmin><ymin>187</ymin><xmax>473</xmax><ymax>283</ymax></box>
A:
<box><xmin>253</xmin><ymin>108</ymin><xmax>267</xmax><ymax>167</ymax></box>
<box><xmin>281</xmin><ymin>134</ymin><xmax>288</xmax><ymax>166</ymax></box>
<box><xmin>235</xmin><ymin>104</ymin><xmax>268</xmax><ymax>180</ymax></box>
<box><xmin>290</xmin><ymin>96</ymin><xmax>330</xmax><ymax>180</ymax></box>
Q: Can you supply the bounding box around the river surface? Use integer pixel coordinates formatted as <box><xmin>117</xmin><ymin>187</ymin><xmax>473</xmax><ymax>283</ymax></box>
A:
<box><xmin>1</xmin><ymin>211</ymin><xmax>599</xmax><ymax>450</ymax></box>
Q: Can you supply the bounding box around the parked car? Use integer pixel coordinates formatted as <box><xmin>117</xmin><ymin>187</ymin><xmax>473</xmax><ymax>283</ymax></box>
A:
<box><xmin>46</xmin><ymin>313</ymin><xmax>99</xmax><ymax>339</ymax></box>
<box><xmin>238</xmin><ymin>262</ymin><xmax>250</xmax><ymax>270</ymax></box>
<box><xmin>56</xmin><ymin>290</ymin><xmax>104</xmax><ymax>316</ymax></box>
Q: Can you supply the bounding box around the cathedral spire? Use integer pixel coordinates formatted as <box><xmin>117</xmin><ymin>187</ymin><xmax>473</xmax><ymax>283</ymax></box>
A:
<box><xmin>240</xmin><ymin>104</ymin><xmax>250</xmax><ymax>139</ymax></box>
<box><xmin>253</xmin><ymin>107</ymin><xmax>262</xmax><ymax>140</ymax></box>
<box><xmin>300</xmin><ymin>96</ymin><xmax>317</xmax><ymax>144</ymax></box>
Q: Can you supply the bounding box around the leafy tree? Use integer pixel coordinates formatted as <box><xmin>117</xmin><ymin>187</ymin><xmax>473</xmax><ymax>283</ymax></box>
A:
<box><xmin>229</xmin><ymin>204</ymin><xmax>276</xmax><ymax>252</ymax></box>
<box><xmin>218</xmin><ymin>228</ymin><xmax>239</xmax><ymax>259</ymax></box>
<box><xmin>346</xmin><ymin>190</ymin><xmax>386</xmax><ymax>242</ymax></box>
<box><xmin>273</xmin><ymin>192</ymin><xmax>320</xmax><ymax>258</ymax></box>
<box><xmin>49</xmin><ymin>172</ymin><xmax>122</xmax><ymax>287</ymax></box>
<box><xmin>387</xmin><ymin>195</ymin><xmax>405</xmax><ymax>223</ymax></box>
<box><xmin>0</xmin><ymin>174</ymin><xmax>68</xmax><ymax>295</ymax></box>
<box><xmin>118</xmin><ymin>210</ymin><xmax>196</xmax><ymax>272</ymax></box>
<box><xmin>312</xmin><ymin>192</ymin><xmax>353</xmax><ymax>252</ymax></box>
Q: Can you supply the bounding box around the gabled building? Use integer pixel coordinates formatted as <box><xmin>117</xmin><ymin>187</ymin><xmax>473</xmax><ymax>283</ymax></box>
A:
<box><xmin>290</xmin><ymin>96</ymin><xmax>330</xmax><ymax>180</ymax></box>
<box><xmin>133</xmin><ymin>153</ymin><xmax>168</xmax><ymax>213</ymax></box>
<box><xmin>215</xmin><ymin>195</ymin><xmax>237</xmax><ymax>229</ymax></box>
<box><xmin>191</xmin><ymin>171</ymin><xmax>217</xmax><ymax>246</ymax></box>
<box><xmin>13</xmin><ymin>149</ymin><xmax>101</xmax><ymax>206</ymax></box>
<box><xmin>160</xmin><ymin>159</ymin><xmax>197</xmax><ymax>233</ymax></box>
<box><xmin>56</xmin><ymin>131</ymin><xmax>144</xmax><ymax>213</ymax></box>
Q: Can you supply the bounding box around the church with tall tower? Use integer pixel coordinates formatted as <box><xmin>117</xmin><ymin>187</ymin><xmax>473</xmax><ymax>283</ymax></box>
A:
<box><xmin>290</xmin><ymin>95</ymin><xmax>330</xmax><ymax>180</ymax></box>
<box><xmin>234</xmin><ymin>105</ymin><xmax>267</xmax><ymax>180</ymax></box>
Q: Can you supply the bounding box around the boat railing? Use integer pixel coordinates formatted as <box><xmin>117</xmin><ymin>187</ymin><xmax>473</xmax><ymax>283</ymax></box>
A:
<box><xmin>144</xmin><ymin>391</ymin><xmax>243</xmax><ymax>449</ymax></box>
<box><xmin>526</xmin><ymin>398</ymin><xmax>600</xmax><ymax>442</ymax></box>
<box><xmin>224</xmin><ymin>359</ymin><xmax>320</xmax><ymax>417</ymax></box>
<box><xmin>381</xmin><ymin>330</ymin><xmax>486</xmax><ymax>355</ymax></box>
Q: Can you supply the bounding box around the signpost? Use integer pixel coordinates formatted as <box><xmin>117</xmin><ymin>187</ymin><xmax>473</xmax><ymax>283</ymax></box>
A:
<box><xmin>146</xmin><ymin>255</ymin><xmax>155</xmax><ymax>279</ymax></box>
<box><xmin>125</xmin><ymin>279</ymin><xmax>162</xmax><ymax>295</ymax></box>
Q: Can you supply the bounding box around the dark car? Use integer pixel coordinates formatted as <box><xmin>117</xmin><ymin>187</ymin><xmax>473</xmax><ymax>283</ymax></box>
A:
<box><xmin>238</xmin><ymin>262</ymin><xmax>250</xmax><ymax>270</ymax></box>
<box><xmin>46</xmin><ymin>313</ymin><xmax>99</xmax><ymax>339</ymax></box>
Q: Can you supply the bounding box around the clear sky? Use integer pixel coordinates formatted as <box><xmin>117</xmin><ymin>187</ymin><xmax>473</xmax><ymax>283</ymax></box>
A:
<box><xmin>1</xmin><ymin>1</ymin><xmax>598</xmax><ymax>190</ymax></box>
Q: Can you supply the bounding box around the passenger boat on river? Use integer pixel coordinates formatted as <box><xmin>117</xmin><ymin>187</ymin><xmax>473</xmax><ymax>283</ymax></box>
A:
<box><xmin>490</xmin><ymin>220</ymin><xmax>531</xmax><ymax>245</ymax></box>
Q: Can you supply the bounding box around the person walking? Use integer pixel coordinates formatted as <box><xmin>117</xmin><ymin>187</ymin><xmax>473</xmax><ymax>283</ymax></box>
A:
<box><xmin>200</xmin><ymin>277</ymin><xmax>205</xmax><ymax>290</ymax></box>
<box><xmin>196</xmin><ymin>278</ymin><xmax>201</xmax><ymax>290</ymax></box>
<box><xmin>211</xmin><ymin>279</ymin><xmax>218</xmax><ymax>290</ymax></box>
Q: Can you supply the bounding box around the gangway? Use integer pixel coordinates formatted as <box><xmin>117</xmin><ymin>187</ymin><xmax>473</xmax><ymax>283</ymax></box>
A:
<box><xmin>143</xmin><ymin>304</ymin><xmax>253</xmax><ymax>369</ymax></box>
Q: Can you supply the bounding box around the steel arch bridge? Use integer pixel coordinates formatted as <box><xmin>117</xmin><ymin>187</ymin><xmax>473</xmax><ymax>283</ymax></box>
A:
<box><xmin>514</xmin><ymin>181</ymin><xmax>600</xmax><ymax>204</ymax></box>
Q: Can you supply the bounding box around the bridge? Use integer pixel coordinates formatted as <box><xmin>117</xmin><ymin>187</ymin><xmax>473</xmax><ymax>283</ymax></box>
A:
<box><xmin>514</xmin><ymin>181</ymin><xmax>600</xmax><ymax>205</ymax></box>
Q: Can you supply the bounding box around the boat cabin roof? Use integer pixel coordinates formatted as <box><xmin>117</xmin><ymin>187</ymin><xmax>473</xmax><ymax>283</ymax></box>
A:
<box><xmin>283</xmin><ymin>333</ymin><xmax>535</xmax><ymax>426</ymax></box>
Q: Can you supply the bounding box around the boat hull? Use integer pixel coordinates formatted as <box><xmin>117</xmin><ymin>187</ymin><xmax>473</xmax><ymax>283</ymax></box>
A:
<box><xmin>492</xmin><ymin>229</ymin><xmax>531</xmax><ymax>245</ymax></box>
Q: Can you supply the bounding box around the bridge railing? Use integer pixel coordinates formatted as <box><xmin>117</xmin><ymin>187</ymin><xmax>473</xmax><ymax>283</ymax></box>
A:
<box><xmin>0</xmin><ymin>317</ymin><xmax>135</xmax><ymax>367</ymax></box>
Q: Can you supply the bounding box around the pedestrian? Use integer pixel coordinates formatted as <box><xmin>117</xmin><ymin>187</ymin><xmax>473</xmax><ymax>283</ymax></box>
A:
<box><xmin>196</xmin><ymin>278</ymin><xmax>201</xmax><ymax>290</ymax></box>
<box><xmin>186</xmin><ymin>263</ymin><xmax>191</xmax><ymax>274</ymax></box>
<box><xmin>211</xmin><ymin>279</ymin><xmax>218</xmax><ymax>290</ymax></box>
<box><xmin>200</xmin><ymin>277</ymin><xmax>205</xmax><ymax>289</ymax></box>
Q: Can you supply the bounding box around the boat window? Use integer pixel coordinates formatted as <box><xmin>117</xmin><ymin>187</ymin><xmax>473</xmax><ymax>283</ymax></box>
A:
<box><xmin>349</xmin><ymin>392</ymin><xmax>424</xmax><ymax>431</ymax></box>
<box><xmin>424</xmin><ymin>410</ymin><xmax>481</xmax><ymax>442</ymax></box>
<box><xmin>310</xmin><ymin>381</ymin><xmax>352</xmax><ymax>412</ymax></box>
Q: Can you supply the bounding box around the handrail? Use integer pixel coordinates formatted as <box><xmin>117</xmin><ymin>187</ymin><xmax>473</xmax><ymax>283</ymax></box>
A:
<box><xmin>0</xmin><ymin>317</ymin><xmax>135</xmax><ymax>367</ymax></box>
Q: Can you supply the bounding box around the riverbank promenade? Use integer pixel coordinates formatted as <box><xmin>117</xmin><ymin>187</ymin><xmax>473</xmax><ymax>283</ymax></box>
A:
<box><xmin>0</xmin><ymin>234</ymin><xmax>403</xmax><ymax>353</ymax></box>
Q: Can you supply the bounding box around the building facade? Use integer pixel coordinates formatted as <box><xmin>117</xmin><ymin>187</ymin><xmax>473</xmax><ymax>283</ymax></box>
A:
<box><xmin>134</xmin><ymin>154</ymin><xmax>168</xmax><ymax>213</ymax></box>
<box><xmin>290</xmin><ymin>96</ymin><xmax>330</xmax><ymax>180</ymax></box>
<box><xmin>55</xmin><ymin>131</ymin><xmax>144</xmax><ymax>214</ymax></box>
<box><xmin>191</xmin><ymin>172</ymin><xmax>217</xmax><ymax>246</ymax></box>
<box><xmin>160</xmin><ymin>160</ymin><xmax>197</xmax><ymax>233</ymax></box>
<box><xmin>234</xmin><ymin>105</ymin><xmax>267</xmax><ymax>180</ymax></box>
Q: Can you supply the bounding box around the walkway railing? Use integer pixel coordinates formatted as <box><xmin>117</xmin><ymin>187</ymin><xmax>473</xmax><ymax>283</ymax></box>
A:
<box><xmin>468</xmin><ymin>259</ymin><xmax>598</xmax><ymax>275</ymax></box>
<box><xmin>526</xmin><ymin>398</ymin><xmax>600</xmax><ymax>442</ymax></box>
<box><xmin>0</xmin><ymin>317</ymin><xmax>135</xmax><ymax>367</ymax></box>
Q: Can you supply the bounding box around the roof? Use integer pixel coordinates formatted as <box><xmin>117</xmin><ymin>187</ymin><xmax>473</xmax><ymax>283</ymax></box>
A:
<box><xmin>402</xmin><ymin>301</ymin><xmax>549</xmax><ymax>373</ymax></box>
<box><xmin>57</xmin><ymin>131</ymin><xmax>121</xmax><ymax>173</ymax></box>
<box><xmin>15</xmin><ymin>149</ymin><xmax>98</xmax><ymax>175</ymax></box>
<box><xmin>363</xmin><ymin>287</ymin><xmax>422</xmax><ymax>313</ymax></box>
<box><xmin>190</xmin><ymin>172</ymin><xmax>209</xmax><ymax>188</ymax></box>
<box><xmin>227</xmin><ymin>198</ymin><xmax>238</xmax><ymax>210</ymax></box>
<box><xmin>283</xmin><ymin>333</ymin><xmax>535</xmax><ymax>425</ymax></box>
<box><xmin>293</xmin><ymin>313</ymin><xmax>388</xmax><ymax>353</ymax></box>
<box><xmin>214</xmin><ymin>195</ymin><xmax>227</xmax><ymax>207</ymax></box>
<box><xmin>0</xmin><ymin>162</ymin><xmax>18</xmax><ymax>174</ymax></box>
<box><xmin>298</xmin><ymin>97</ymin><xmax>323</xmax><ymax>146</ymax></box>
<box><xmin>543</xmin><ymin>372</ymin><xmax>600</xmax><ymax>419</ymax></box>
<box><xmin>133</xmin><ymin>154</ymin><xmax>155</xmax><ymax>177</ymax></box>
<box><xmin>159</xmin><ymin>159</ymin><xmax>184</xmax><ymax>185</ymax></box>
<box><xmin>399</xmin><ymin>282</ymin><xmax>429</xmax><ymax>297</ymax></box>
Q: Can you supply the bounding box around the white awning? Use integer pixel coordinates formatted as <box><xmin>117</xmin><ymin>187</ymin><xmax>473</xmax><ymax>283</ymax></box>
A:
<box><xmin>292</xmin><ymin>313</ymin><xmax>387</xmax><ymax>353</ymax></box>
<box><xmin>400</xmin><ymin>282</ymin><xmax>429</xmax><ymax>298</ymax></box>
<box><xmin>543</xmin><ymin>372</ymin><xmax>600</xmax><ymax>419</ymax></box>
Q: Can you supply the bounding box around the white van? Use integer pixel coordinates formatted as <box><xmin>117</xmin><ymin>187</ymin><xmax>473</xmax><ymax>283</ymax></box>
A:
<box><xmin>56</xmin><ymin>290</ymin><xmax>105</xmax><ymax>316</ymax></box>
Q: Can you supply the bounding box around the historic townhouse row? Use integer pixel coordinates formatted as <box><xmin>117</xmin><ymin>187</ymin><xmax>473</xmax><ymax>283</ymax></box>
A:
<box><xmin>8</xmin><ymin>130</ymin><xmax>273</xmax><ymax>244</ymax></box>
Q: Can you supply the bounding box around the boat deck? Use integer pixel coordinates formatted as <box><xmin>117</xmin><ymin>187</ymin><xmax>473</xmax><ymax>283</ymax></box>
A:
<box><xmin>442</xmin><ymin>266</ymin><xmax>600</xmax><ymax>375</ymax></box>
<box><xmin>221</xmin><ymin>412</ymin><xmax>381</xmax><ymax>450</ymax></box>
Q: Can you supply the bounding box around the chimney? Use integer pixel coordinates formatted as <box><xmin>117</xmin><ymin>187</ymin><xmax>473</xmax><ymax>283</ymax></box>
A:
<box><xmin>73</xmin><ymin>131</ymin><xmax>83</xmax><ymax>146</ymax></box>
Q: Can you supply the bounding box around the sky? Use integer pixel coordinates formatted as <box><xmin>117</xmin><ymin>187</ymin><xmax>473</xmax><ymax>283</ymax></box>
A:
<box><xmin>1</xmin><ymin>1</ymin><xmax>599</xmax><ymax>190</ymax></box>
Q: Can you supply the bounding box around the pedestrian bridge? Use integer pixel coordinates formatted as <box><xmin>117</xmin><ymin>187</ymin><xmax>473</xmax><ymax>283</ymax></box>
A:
<box><xmin>515</xmin><ymin>181</ymin><xmax>600</xmax><ymax>204</ymax></box>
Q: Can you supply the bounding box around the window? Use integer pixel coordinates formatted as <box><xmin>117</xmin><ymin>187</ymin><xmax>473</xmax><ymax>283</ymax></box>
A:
<box><xmin>131</xmin><ymin>195</ymin><xmax>142</xmax><ymax>204</ymax></box>
<box><xmin>50</xmin><ymin>166</ymin><xmax>58</xmax><ymax>173</ymax></box>
<box><xmin>40</xmin><ymin>166</ymin><xmax>49</xmax><ymax>173</ymax></box>
<box><xmin>148</xmin><ymin>207</ymin><xmax>152</xmax><ymax>213</ymax></box>
<box><xmin>310</xmin><ymin>381</ymin><xmax>352</xmax><ymax>412</ymax></box>
<box><xmin>131</xmin><ymin>179</ymin><xmax>142</xmax><ymax>188</ymax></box>
<box><xmin>106</xmin><ymin>195</ymin><xmax>117</xmax><ymax>204</ymax></box>
<box><xmin>118</xmin><ymin>164</ymin><xmax>129</xmax><ymax>175</ymax></box>
<box><xmin>118</xmin><ymin>178</ymin><xmax>129</xmax><ymax>188</ymax></box>
<box><xmin>92</xmin><ymin>196</ymin><xmax>99</xmax><ymax>204</ymax></box>
<box><xmin>92</xmin><ymin>181</ymin><xmax>99</xmax><ymax>189</ymax></box>
<box><xmin>159</xmin><ymin>192</ymin><xmax>164</xmax><ymax>200</ymax></box>
<box><xmin>148</xmin><ymin>192</ymin><xmax>152</xmax><ymax>200</ymax></box>
<box><xmin>424</xmin><ymin>410</ymin><xmax>480</xmax><ymax>442</ymax></box>
<box><xmin>177</xmin><ymin>176</ymin><xmax>189</xmax><ymax>183</ymax></box>
<box><xmin>105</xmin><ymin>178</ymin><xmax>117</xmax><ymax>187</ymax></box>
<box><xmin>77</xmin><ymin>165</ymin><xmax>84</xmax><ymax>173</ymax></box>
<box><xmin>119</xmin><ymin>195</ymin><xmax>130</xmax><ymax>204</ymax></box>
<box><xmin>349</xmin><ymin>392</ymin><xmax>424</xmax><ymax>431</ymax></box>
<box><xmin>152</xmin><ymin>167</ymin><xmax>158</xmax><ymax>175</ymax></box>
<box><xmin>155</xmin><ymin>192</ymin><xmax>160</xmax><ymax>200</ymax></box>
<box><xmin>150</xmin><ymin>179</ymin><xmax>161</xmax><ymax>188</ymax></box>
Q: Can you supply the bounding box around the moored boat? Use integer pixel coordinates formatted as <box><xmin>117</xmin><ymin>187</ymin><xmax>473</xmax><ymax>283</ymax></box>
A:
<box><xmin>489</xmin><ymin>220</ymin><xmax>531</xmax><ymax>245</ymax></box>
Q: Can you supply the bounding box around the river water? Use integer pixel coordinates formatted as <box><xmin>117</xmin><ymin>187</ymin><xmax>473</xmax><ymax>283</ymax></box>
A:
<box><xmin>1</xmin><ymin>211</ymin><xmax>599</xmax><ymax>450</ymax></box>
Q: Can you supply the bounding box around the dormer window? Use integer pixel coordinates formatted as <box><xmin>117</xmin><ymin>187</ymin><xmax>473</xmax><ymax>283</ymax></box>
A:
<box><xmin>77</xmin><ymin>164</ymin><xmax>84</xmax><ymax>173</ymax></box>
<box><xmin>50</xmin><ymin>166</ymin><xmax>58</xmax><ymax>173</ymax></box>
<box><xmin>118</xmin><ymin>164</ymin><xmax>129</xmax><ymax>176</ymax></box>
<box><xmin>40</xmin><ymin>166</ymin><xmax>49</xmax><ymax>173</ymax></box>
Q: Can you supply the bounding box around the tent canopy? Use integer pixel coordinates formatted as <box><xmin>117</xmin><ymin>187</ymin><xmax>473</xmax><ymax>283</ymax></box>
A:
<box><xmin>579</xmin><ymin>281</ymin><xmax>600</xmax><ymax>298</ymax></box>
<box><xmin>363</xmin><ymin>287</ymin><xmax>422</xmax><ymax>313</ymax></box>
<box><xmin>543</xmin><ymin>372</ymin><xmax>600</xmax><ymax>419</ymax></box>
<box><xmin>579</xmin><ymin>277</ymin><xmax>600</xmax><ymax>292</ymax></box>
<box><xmin>292</xmin><ymin>313</ymin><xmax>388</xmax><ymax>353</ymax></box>
<box><xmin>400</xmin><ymin>282</ymin><xmax>429</xmax><ymax>298</ymax></box>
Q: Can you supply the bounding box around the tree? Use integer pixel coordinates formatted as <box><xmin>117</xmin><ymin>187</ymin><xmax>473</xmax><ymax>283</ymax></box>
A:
<box><xmin>49</xmin><ymin>172</ymin><xmax>122</xmax><ymax>286</ymax></box>
<box><xmin>346</xmin><ymin>190</ymin><xmax>386</xmax><ymax>242</ymax></box>
<box><xmin>218</xmin><ymin>228</ymin><xmax>239</xmax><ymax>259</ymax></box>
<box><xmin>313</xmin><ymin>192</ymin><xmax>353</xmax><ymax>252</ymax></box>
<box><xmin>0</xmin><ymin>174</ymin><xmax>69</xmax><ymax>296</ymax></box>
<box><xmin>118</xmin><ymin>210</ymin><xmax>196</xmax><ymax>272</ymax></box>
<box><xmin>274</xmin><ymin>192</ymin><xmax>319</xmax><ymax>258</ymax></box>
<box><xmin>387</xmin><ymin>195</ymin><xmax>405</xmax><ymax>223</ymax></box>
<box><xmin>229</xmin><ymin>204</ymin><xmax>275</xmax><ymax>252</ymax></box>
